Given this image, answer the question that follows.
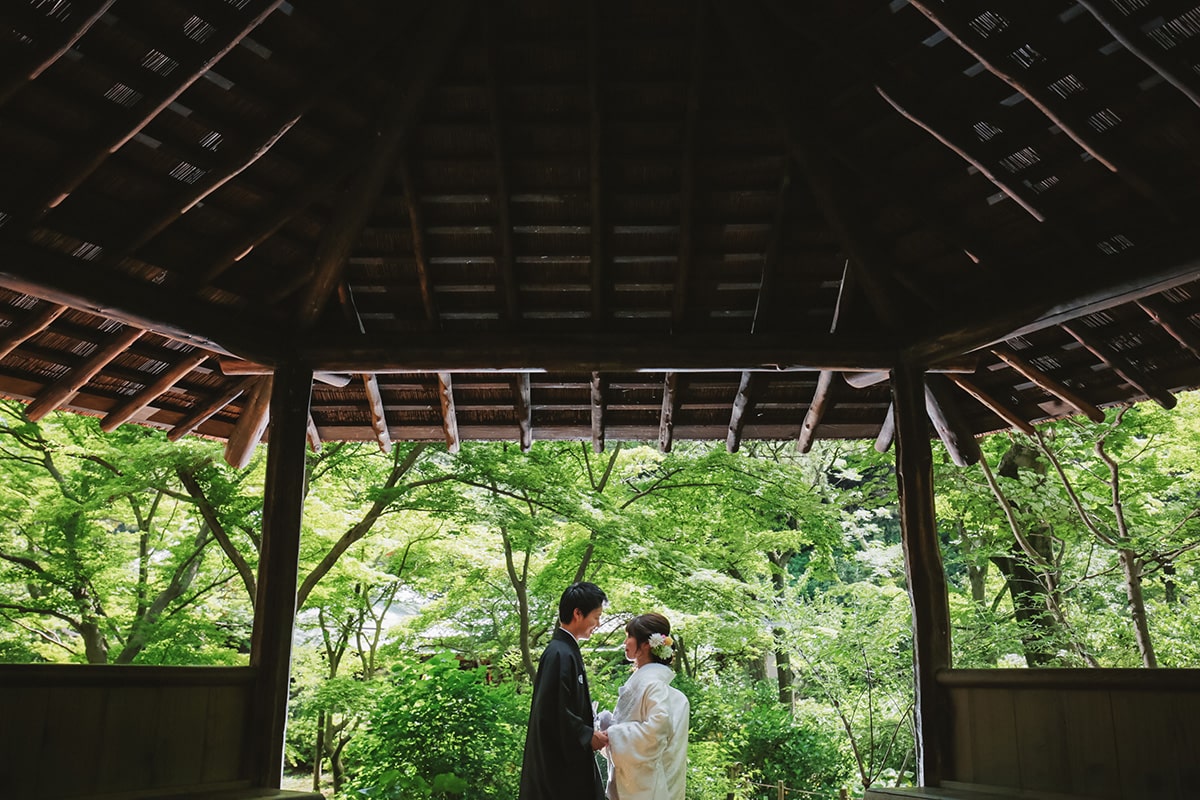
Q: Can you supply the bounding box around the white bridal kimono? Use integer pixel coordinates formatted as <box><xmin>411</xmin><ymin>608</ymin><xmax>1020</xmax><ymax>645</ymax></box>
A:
<box><xmin>604</xmin><ymin>662</ymin><xmax>690</xmax><ymax>800</ymax></box>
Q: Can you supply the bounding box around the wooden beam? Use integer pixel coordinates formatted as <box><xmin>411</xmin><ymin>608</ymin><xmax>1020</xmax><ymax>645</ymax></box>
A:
<box><xmin>924</xmin><ymin>374</ymin><xmax>981</xmax><ymax>467</ymax></box>
<box><xmin>753</xmin><ymin>162</ymin><xmax>792</xmax><ymax>335</ymax></box>
<box><xmin>796</xmin><ymin>370</ymin><xmax>835</xmax><ymax>454</ymax></box>
<box><xmin>874</xmin><ymin>84</ymin><xmax>1045</xmax><ymax>223</ymax></box>
<box><xmin>673</xmin><ymin>2</ymin><xmax>707</xmax><ymax>331</ymax></box>
<box><xmin>0</xmin><ymin>241</ymin><xmax>283</xmax><ymax>363</ymax></box>
<box><xmin>875</xmin><ymin>402</ymin><xmax>895</xmax><ymax>454</ymax></box>
<box><xmin>25</xmin><ymin>326</ymin><xmax>145</xmax><ymax>420</ymax></box>
<box><xmin>1061</xmin><ymin>321</ymin><xmax>1176</xmax><ymax>410</ymax></box>
<box><xmin>0</xmin><ymin>302</ymin><xmax>67</xmax><ymax>361</ymax></box>
<box><xmin>726</xmin><ymin>371</ymin><xmax>756</xmax><ymax>453</ymax></box>
<box><xmin>361</xmin><ymin>373</ymin><xmax>393</xmax><ymax>453</ymax></box>
<box><xmin>892</xmin><ymin>359</ymin><xmax>952</xmax><ymax>786</ymax></box>
<box><xmin>437</xmin><ymin>372</ymin><xmax>460</xmax><ymax>454</ymax></box>
<box><xmin>590</xmin><ymin>371</ymin><xmax>605</xmax><ymax>453</ymax></box>
<box><xmin>659</xmin><ymin>372</ymin><xmax>680</xmax><ymax>453</ymax></box>
<box><xmin>99</xmin><ymin>349</ymin><xmax>212</xmax><ymax>432</ymax></box>
<box><xmin>298</xmin><ymin>330</ymin><xmax>894</xmax><ymax>374</ymax></box>
<box><xmin>249</xmin><ymin>362</ymin><xmax>312</xmax><ymax>788</ymax></box>
<box><xmin>945</xmin><ymin>373</ymin><xmax>1036</xmax><ymax>436</ymax></box>
<box><xmin>513</xmin><ymin>373</ymin><xmax>532</xmax><ymax>452</ymax></box>
<box><xmin>293</xmin><ymin>0</ymin><xmax>468</xmax><ymax>328</ymax></box>
<box><xmin>1138</xmin><ymin>294</ymin><xmax>1200</xmax><ymax>360</ymax></box>
<box><xmin>397</xmin><ymin>154</ymin><xmax>439</xmax><ymax>326</ymax></box>
<box><xmin>485</xmin><ymin>3</ymin><xmax>519</xmax><ymax>324</ymax></box>
<box><xmin>168</xmin><ymin>376</ymin><xmax>255</xmax><ymax>441</ymax></box>
<box><xmin>306</xmin><ymin>414</ymin><xmax>322</xmax><ymax>452</ymax></box>
<box><xmin>991</xmin><ymin>345</ymin><xmax>1105</xmax><ymax>423</ymax></box>
<box><xmin>843</xmin><ymin>357</ymin><xmax>981</xmax><ymax>388</ymax></box>
<box><xmin>217</xmin><ymin>359</ymin><xmax>351</xmax><ymax>387</ymax></box>
<box><xmin>224</xmin><ymin>376</ymin><xmax>273</xmax><ymax>470</ymax></box>
<box><xmin>1076</xmin><ymin>0</ymin><xmax>1200</xmax><ymax>111</ymax></box>
<box><xmin>588</xmin><ymin>0</ymin><xmax>607</xmax><ymax>326</ymax></box>
<box><xmin>907</xmin><ymin>254</ymin><xmax>1200</xmax><ymax>365</ymax></box>
<box><xmin>0</xmin><ymin>0</ymin><xmax>116</xmax><ymax>108</ymax></box>
<box><xmin>33</xmin><ymin>0</ymin><xmax>286</xmax><ymax>215</ymax></box>
<box><xmin>905</xmin><ymin>0</ymin><xmax>1169</xmax><ymax>214</ymax></box>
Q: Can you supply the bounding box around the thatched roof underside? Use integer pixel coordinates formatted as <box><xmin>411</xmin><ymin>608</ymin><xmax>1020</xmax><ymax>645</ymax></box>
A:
<box><xmin>3</xmin><ymin>0</ymin><xmax>1200</xmax><ymax>464</ymax></box>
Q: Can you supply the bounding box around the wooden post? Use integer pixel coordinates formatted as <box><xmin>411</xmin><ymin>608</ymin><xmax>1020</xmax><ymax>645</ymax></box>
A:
<box><xmin>249</xmin><ymin>361</ymin><xmax>313</xmax><ymax>787</ymax></box>
<box><xmin>892</xmin><ymin>359</ymin><xmax>952</xmax><ymax>786</ymax></box>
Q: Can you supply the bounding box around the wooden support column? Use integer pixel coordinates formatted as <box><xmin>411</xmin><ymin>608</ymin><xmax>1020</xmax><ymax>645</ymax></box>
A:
<box><xmin>892</xmin><ymin>359</ymin><xmax>951</xmax><ymax>786</ymax></box>
<box><xmin>250</xmin><ymin>361</ymin><xmax>313</xmax><ymax>788</ymax></box>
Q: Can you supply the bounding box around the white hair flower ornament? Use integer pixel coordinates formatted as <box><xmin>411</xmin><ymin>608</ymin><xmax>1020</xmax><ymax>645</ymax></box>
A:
<box><xmin>648</xmin><ymin>632</ymin><xmax>674</xmax><ymax>660</ymax></box>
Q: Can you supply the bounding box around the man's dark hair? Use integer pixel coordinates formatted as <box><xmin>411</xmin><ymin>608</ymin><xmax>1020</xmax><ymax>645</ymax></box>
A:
<box><xmin>558</xmin><ymin>582</ymin><xmax>607</xmax><ymax>624</ymax></box>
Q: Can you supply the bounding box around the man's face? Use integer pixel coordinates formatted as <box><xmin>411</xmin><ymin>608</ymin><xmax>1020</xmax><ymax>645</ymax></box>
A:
<box><xmin>568</xmin><ymin>606</ymin><xmax>603</xmax><ymax>640</ymax></box>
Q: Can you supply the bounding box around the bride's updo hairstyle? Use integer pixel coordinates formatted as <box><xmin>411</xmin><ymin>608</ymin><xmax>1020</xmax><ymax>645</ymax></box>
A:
<box><xmin>626</xmin><ymin>612</ymin><xmax>674</xmax><ymax>665</ymax></box>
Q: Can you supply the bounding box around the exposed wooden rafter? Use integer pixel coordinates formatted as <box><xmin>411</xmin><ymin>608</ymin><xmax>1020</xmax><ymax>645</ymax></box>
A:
<box><xmin>588</xmin><ymin>0</ymin><xmax>607</xmax><ymax>327</ymax></box>
<box><xmin>362</xmin><ymin>373</ymin><xmax>393</xmax><ymax>452</ymax></box>
<box><xmin>100</xmin><ymin>349</ymin><xmax>212</xmax><ymax>432</ymax></box>
<box><xmin>673</xmin><ymin>2</ymin><xmax>707</xmax><ymax>332</ymax></box>
<box><xmin>514</xmin><ymin>373</ymin><xmax>532</xmax><ymax>452</ymax></box>
<box><xmin>945</xmin><ymin>374</ymin><xmax>1036</xmax><ymax>436</ymax></box>
<box><xmin>485</xmin><ymin>3</ymin><xmax>519</xmax><ymax>325</ymax></box>
<box><xmin>924</xmin><ymin>374</ymin><xmax>981</xmax><ymax>467</ymax></box>
<box><xmin>1061</xmin><ymin>321</ymin><xmax>1176</xmax><ymax>410</ymax></box>
<box><xmin>905</xmin><ymin>0</ymin><xmax>1168</xmax><ymax>214</ymax></box>
<box><xmin>218</xmin><ymin>359</ymin><xmax>350</xmax><ymax>387</ymax></box>
<box><xmin>0</xmin><ymin>302</ymin><xmax>66</xmax><ymax>361</ymax></box>
<box><xmin>875</xmin><ymin>402</ymin><xmax>896</xmax><ymax>454</ymax></box>
<box><xmin>753</xmin><ymin>162</ymin><xmax>792</xmax><ymax>335</ymax></box>
<box><xmin>167</xmin><ymin>376</ymin><xmax>256</xmax><ymax>442</ymax></box>
<box><xmin>726</xmin><ymin>371</ymin><xmax>757</xmax><ymax>453</ymax></box>
<box><xmin>797</xmin><ymin>261</ymin><xmax>849</xmax><ymax>453</ymax></box>
<box><xmin>1139</xmin><ymin>294</ymin><xmax>1200</xmax><ymax>360</ymax></box>
<box><xmin>0</xmin><ymin>0</ymin><xmax>116</xmax><ymax>109</ymax></box>
<box><xmin>437</xmin><ymin>372</ymin><xmax>460</xmax><ymax>454</ymax></box>
<box><xmin>307</xmin><ymin>414</ymin><xmax>322</xmax><ymax>452</ymax></box>
<box><xmin>991</xmin><ymin>345</ymin><xmax>1105</xmax><ymax>423</ymax></box>
<box><xmin>25</xmin><ymin>326</ymin><xmax>145</xmax><ymax>420</ymax></box>
<box><xmin>225</xmin><ymin>376</ymin><xmax>273</xmax><ymax>469</ymax></box>
<box><xmin>397</xmin><ymin>153</ymin><xmax>440</xmax><ymax>327</ymax></box>
<box><xmin>590</xmin><ymin>371</ymin><xmax>605</xmax><ymax>453</ymax></box>
<box><xmin>31</xmin><ymin>0</ymin><xmax>286</xmax><ymax>217</ymax></box>
<box><xmin>659</xmin><ymin>372</ymin><xmax>680</xmax><ymax>453</ymax></box>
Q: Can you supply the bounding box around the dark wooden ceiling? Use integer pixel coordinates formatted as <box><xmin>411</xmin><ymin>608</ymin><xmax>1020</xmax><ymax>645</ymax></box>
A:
<box><xmin>3</xmin><ymin>0</ymin><xmax>1200</xmax><ymax>466</ymax></box>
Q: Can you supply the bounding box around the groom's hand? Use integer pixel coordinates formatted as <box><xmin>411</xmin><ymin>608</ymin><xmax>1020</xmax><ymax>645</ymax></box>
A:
<box><xmin>591</xmin><ymin>730</ymin><xmax>609</xmax><ymax>751</ymax></box>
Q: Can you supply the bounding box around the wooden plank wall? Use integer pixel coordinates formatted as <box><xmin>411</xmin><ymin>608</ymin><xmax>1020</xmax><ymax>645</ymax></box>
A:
<box><xmin>940</xmin><ymin>669</ymin><xmax>1200</xmax><ymax>799</ymax></box>
<box><xmin>0</xmin><ymin>664</ymin><xmax>255</xmax><ymax>799</ymax></box>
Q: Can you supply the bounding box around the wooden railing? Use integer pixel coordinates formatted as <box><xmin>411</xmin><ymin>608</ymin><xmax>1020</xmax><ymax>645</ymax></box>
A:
<box><xmin>937</xmin><ymin>668</ymin><xmax>1200</xmax><ymax>799</ymax></box>
<box><xmin>0</xmin><ymin>664</ymin><xmax>257</xmax><ymax>799</ymax></box>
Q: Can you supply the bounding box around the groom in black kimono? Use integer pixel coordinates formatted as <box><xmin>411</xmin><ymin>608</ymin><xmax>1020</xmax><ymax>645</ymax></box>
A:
<box><xmin>519</xmin><ymin>582</ymin><xmax>608</xmax><ymax>800</ymax></box>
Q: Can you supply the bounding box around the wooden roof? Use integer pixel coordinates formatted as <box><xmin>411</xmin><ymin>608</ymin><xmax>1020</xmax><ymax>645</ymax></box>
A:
<box><xmin>3</xmin><ymin>0</ymin><xmax>1200</xmax><ymax>464</ymax></box>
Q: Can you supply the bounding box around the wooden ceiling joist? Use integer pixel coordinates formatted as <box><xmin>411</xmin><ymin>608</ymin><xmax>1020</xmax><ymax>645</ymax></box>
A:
<box><xmin>294</xmin><ymin>0</ymin><xmax>469</xmax><ymax>328</ymax></box>
<box><xmin>397</xmin><ymin>154</ymin><xmax>439</xmax><ymax>327</ymax></box>
<box><xmin>298</xmin><ymin>331</ymin><xmax>892</xmax><ymax>374</ymax></box>
<box><xmin>514</xmin><ymin>373</ymin><xmax>532</xmax><ymax>452</ymax></box>
<box><xmin>1061</xmin><ymin>321</ymin><xmax>1176</xmax><ymax>410</ymax></box>
<box><xmin>796</xmin><ymin>370</ymin><xmax>835</xmax><ymax>454</ymax></box>
<box><xmin>33</xmin><ymin>0</ymin><xmax>286</xmax><ymax>216</ymax></box>
<box><xmin>590</xmin><ymin>371</ymin><xmax>605</xmax><ymax>453</ymax></box>
<box><xmin>0</xmin><ymin>302</ymin><xmax>66</xmax><ymax>361</ymax></box>
<box><xmin>0</xmin><ymin>0</ymin><xmax>116</xmax><ymax>109</ymax></box>
<box><xmin>99</xmin><ymin>349</ymin><xmax>212</xmax><ymax>432</ymax></box>
<box><xmin>218</xmin><ymin>360</ymin><xmax>352</xmax><ymax>388</ymax></box>
<box><xmin>361</xmin><ymin>373</ymin><xmax>393</xmax><ymax>453</ymax></box>
<box><xmin>167</xmin><ymin>376</ymin><xmax>256</xmax><ymax>442</ymax></box>
<box><xmin>875</xmin><ymin>402</ymin><xmax>895</xmax><ymax>454</ymax></box>
<box><xmin>945</xmin><ymin>373</ymin><xmax>1036</xmax><ymax>437</ymax></box>
<box><xmin>874</xmin><ymin>85</ymin><xmax>1045</xmax><ymax>223</ymax></box>
<box><xmin>485</xmin><ymin>3</ymin><xmax>519</xmax><ymax>325</ymax></box>
<box><xmin>753</xmin><ymin>163</ymin><xmax>792</xmax><ymax>335</ymax></box>
<box><xmin>306</xmin><ymin>414</ymin><xmax>322</xmax><ymax>452</ymax></box>
<box><xmin>437</xmin><ymin>372</ymin><xmax>460</xmax><ymax>454</ymax></box>
<box><xmin>224</xmin><ymin>376</ymin><xmax>272</xmax><ymax>469</ymax></box>
<box><xmin>1137</xmin><ymin>295</ymin><xmax>1200</xmax><ymax>361</ymax></box>
<box><xmin>726</xmin><ymin>371</ymin><xmax>757</xmax><ymax>453</ymax></box>
<box><xmin>905</xmin><ymin>0</ymin><xmax>1168</xmax><ymax>214</ymax></box>
<box><xmin>25</xmin><ymin>325</ymin><xmax>145</xmax><ymax>421</ymax></box>
<box><xmin>673</xmin><ymin>2</ymin><xmax>707</xmax><ymax>332</ymax></box>
<box><xmin>991</xmin><ymin>345</ymin><xmax>1105</xmax><ymax>423</ymax></box>
<box><xmin>924</xmin><ymin>374</ymin><xmax>981</xmax><ymax>467</ymax></box>
<box><xmin>588</xmin><ymin>0</ymin><xmax>607</xmax><ymax>327</ymax></box>
<box><xmin>659</xmin><ymin>372</ymin><xmax>680</xmax><ymax>453</ymax></box>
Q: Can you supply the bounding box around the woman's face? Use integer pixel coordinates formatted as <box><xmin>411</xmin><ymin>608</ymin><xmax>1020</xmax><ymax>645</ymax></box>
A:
<box><xmin>624</xmin><ymin>633</ymin><xmax>647</xmax><ymax>664</ymax></box>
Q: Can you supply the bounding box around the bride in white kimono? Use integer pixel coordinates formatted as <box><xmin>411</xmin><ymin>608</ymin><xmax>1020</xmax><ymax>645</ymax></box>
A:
<box><xmin>601</xmin><ymin>613</ymin><xmax>689</xmax><ymax>800</ymax></box>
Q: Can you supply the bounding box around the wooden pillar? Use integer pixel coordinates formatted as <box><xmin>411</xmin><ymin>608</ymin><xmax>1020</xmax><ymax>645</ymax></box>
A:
<box><xmin>891</xmin><ymin>359</ymin><xmax>952</xmax><ymax>785</ymax></box>
<box><xmin>249</xmin><ymin>362</ymin><xmax>313</xmax><ymax>787</ymax></box>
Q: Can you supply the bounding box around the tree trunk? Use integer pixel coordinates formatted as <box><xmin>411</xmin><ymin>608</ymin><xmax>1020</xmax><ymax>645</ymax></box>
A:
<box><xmin>1119</xmin><ymin>548</ymin><xmax>1157</xmax><ymax>668</ymax></box>
<box><xmin>769</xmin><ymin>551</ymin><xmax>794</xmax><ymax>705</ymax></box>
<box><xmin>312</xmin><ymin>710</ymin><xmax>325</xmax><ymax>791</ymax></box>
